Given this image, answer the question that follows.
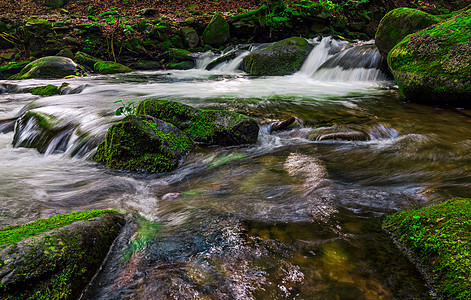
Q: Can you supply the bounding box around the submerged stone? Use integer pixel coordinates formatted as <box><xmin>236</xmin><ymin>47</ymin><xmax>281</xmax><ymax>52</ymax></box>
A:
<box><xmin>0</xmin><ymin>210</ymin><xmax>124</xmax><ymax>300</ymax></box>
<box><xmin>242</xmin><ymin>37</ymin><xmax>310</xmax><ymax>76</ymax></box>
<box><xmin>17</xmin><ymin>56</ymin><xmax>83</xmax><ymax>80</ymax></box>
<box><xmin>94</xmin><ymin>115</ymin><xmax>192</xmax><ymax>172</ymax></box>
<box><xmin>388</xmin><ymin>10</ymin><xmax>471</xmax><ymax>104</ymax></box>
<box><xmin>136</xmin><ymin>99</ymin><xmax>259</xmax><ymax>146</ymax></box>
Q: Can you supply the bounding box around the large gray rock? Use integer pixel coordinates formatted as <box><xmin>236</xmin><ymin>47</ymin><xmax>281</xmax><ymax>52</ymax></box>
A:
<box><xmin>18</xmin><ymin>56</ymin><xmax>83</xmax><ymax>79</ymax></box>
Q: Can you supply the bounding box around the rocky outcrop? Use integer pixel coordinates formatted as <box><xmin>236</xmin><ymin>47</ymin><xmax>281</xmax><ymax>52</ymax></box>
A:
<box><xmin>375</xmin><ymin>8</ymin><xmax>441</xmax><ymax>58</ymax></box>
<box><xmin>17</xmin><ymin>56</ymin><xmax>83</xmax><ymax>80</ymax></box>
<box><xmin>387</xmin><ymin>10</ymin><xmax>471</xmax><ymax>104</ymax></box>
<box><xmin>242</xmin><ymin>37</ymin><xmax>310</xmax><ymax>76</ymax></box>
<box><xmin>0</xmin><ymin>210</ymin><xmax>124</xmax><ymax>300</ymax></box>
<box><xmin>94</xmin><ymin>115</ymin><xmax>193</xmax><ymax>172</ymax></box>
<box><xmin>136</xmin><ymin>99</ymin><xmax>259</xmax><ymax>146</ymax></box>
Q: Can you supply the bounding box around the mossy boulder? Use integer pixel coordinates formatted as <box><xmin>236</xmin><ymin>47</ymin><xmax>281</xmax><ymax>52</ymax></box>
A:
<box><xmin>375</xmin><ymin>8</ymin><xmax>441</xmax><ymax>58</ymax></box>
<box><xmin>242</xmin><ymin>37</ymin><xmax>310</xmax><ymax>76</ymax></box>
<box><xmin>181</xmin><ymin>26</ymin><xmax>200</xmax><ymax>48</ymax></box>
<box><xmin>387</xmin><ymin>12</ymin><xmax>471</xmax><ymax>104</ymax></box>
<box><xmin>94</xmin><ymin>115</ymin><xmax>192</xmax><ymax>172</ymax></box>
<box><xmin>131</xmin><ymin>60</ymin><xmax>161</xmax><ymax>70</ymax></box>
<box><xmin>136</xmin><ymin>99</ymin><xmax>259</xmax><ymax>146</ymax></box>
<box><xmin>0</xmin><ymin>210</ymin><xmax>124</xmax><ymax>300</ymax></box>
<box><xmin>202</xmin><ymin>14</ymin><xmax>231</xmax><ymax>46</ymax></box>
<box><xmin>17</xmin><ymin>56</ymin><xmax>83</xmax><ymax>80</ymax></box>
<box><xmin>12</xmin><ymin>111</ymin><xmax>76</xmax><ymax>154</ymax></box>
<box><xmin>384</xmin><ymin>198</ymin><xmax>471</xmax><ymax>299</ymax></box>
<box><xmin>0</xmin><ymin>61</ymin><xmax>31</xmax><ymax>80</ymax></box>
<box><xmin>167</xmin><ymin>61</ymin><xmax>195</xmax><ymax>70</ymax></box>
<box><xmin>29</xmin><ymin>84</ymin><xmax>60</xmax><ymax>96</ymax></box>
<box><xmin>94</xmin><ymin>61</ymin><xmax>133</xmax><ymax>75</ymax></box>
<box><xmin>74</xmin><ymin>51</ymin><xmax>102</xmax><ymax>70</ymax></box>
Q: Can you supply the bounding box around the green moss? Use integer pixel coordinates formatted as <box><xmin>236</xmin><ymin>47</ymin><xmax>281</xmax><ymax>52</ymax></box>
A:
<box><xmin>0</xmin><ymin>211</ymin><xmax>123</xmax><ymax>300</ymax></box>
<box><xmin>24</xmin><ymin>111</ymin><xmax>58</xmax><ymax>130</ymax></box>
<box><xmin>74</xmin><ymin>51</ymin><xmax>102</xmax><ymax>69</ymax></box>
<box><xmin>94</xmin><ymin>61</ymin><xmax>133</xmax><ymax>74</ymax></box>
<box><xmin>375</xmin><ymin>8</ymin><xmax>442</xmax><ymax>57</ymax></box>
<box><xmin>202</xmin><ymin>14</ymin><xmax>231</xmax><ymax>46</ymax></box>
<box><xmin>242</xmin><ymin>37</ymin><xmax>309</xmax><ymax>76</ymax></box>
<box><xmin>0</xmin><ymin>61</ymin><xmax>31</xmax><ymax>79</ymax></box>
<box><xmin>30</xmin><ymin>84</ymin><xmax>60</xmax><ymax>96</ymax></box>
<box><xmin>0</xmin><ymin>209</ymin><xmax>118</xmax><ymax>249</ymax></box>
<box><xmin>387</xmin><ymin>12</ymin><xmax>471</xmax><ymax>102</ymax></box>
<box><xmin>384</xmin><ymin>198</ymin><xmax>471</xmax><ymax>299</ymax></box>
<box><xmin>135</xmin><ymin>99</ymin><xmax>258</xmax><ymax>145</ymax></box>
<box><xmin>94</xmin><ymin>116</ymin><xmax>192</xmax><ymax>172</ymax></box>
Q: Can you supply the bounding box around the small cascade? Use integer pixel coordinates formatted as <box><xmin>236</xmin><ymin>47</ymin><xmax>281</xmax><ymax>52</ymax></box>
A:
<box><xmin>367</xmin><ymin>124</ymin><xmax>400</xmax><ymax>140</ymax></box>
<box><xmin>211</xmin><ymin>51</ymin><xmax>250</xmax><ymax>72</ymax></box>
<box><xmin>12</xmin><ymin>111</ymin><xmax>79</xmax><ymax>156</ymax></box>
<box><xmin>311</xmin><ymin>44</ymin><xmax>386</xmax><ymax>81</ymax></box>
<box><xmin>299</xmin><ymin>37</ymin><xmax>348</xmax><ymax>76</ymax></box>
<box><xmin>195</xmin><ymin>51</ymin><xmax>217</xmax><ymax>70</ymax></box>
<box><xmin>196</xmin><ymin>43</ymin><xmax>273</xmax><ymax>72</ymax></box>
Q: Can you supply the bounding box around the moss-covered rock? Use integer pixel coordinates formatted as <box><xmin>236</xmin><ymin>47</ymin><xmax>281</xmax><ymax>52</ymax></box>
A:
<box><xmin>181</xmin><ymin>26</ymin><xmax>200</xmax><ymax>48</ymax></box>
<box><xmin>131</xmin><ymin>60</ymin><xmax>161</xmax><ymax>70</ymax></box>
<box><xmin>375</xmin><ymin>8</ymin><xmax>441</xmax><ymax>58</ymax></box>
<box><xmin>29</xmin><ymin>84</ymin><xmax>60</xmax><ymax>96</ymax></box>
<box><xmin>17</xmin><ymin>56</ymin><xmax>83</xmax><ymax>80</ymax></box>
<box><xmin>94</xmin><ymin>61</ymin><xmax>133</xmax><ymax>75</ymax></box>
<box><xmin>74</xmin><ymin>51</ymin><xmax>102</xmax><ymax>70</ymax></box>
<box><xmin>387</xmin><ymin>11</ymin><xmax>471</xmax><ymax>104</ymax></box>
<box><xmin>384</xmin><ymin>198</ymin><xmax>471</xmax><ymax>299</ymax></box>
<box><xmin>94</xmin><ymin>115</ymin><xmax>192</xmax><ymax>172</ymax></box>
<box><xmin>0</xmin><ymin>61</ymin><xmax>31</xmax><ymax>80</ymax></box>
<box><xmin>202</xmin><ymin>14</ymin><xmax>231</xmax><ymax>46</ymax></box>
<box><xmin>12</xmin><ymin>111</ymin><xmax>76</xmax><ymax>154</ymax></box>
<box><xmin>242</xmin><ymin>37</ymin><xmax>310</xmax><ymax>76</ymax></box>
<box><xmin>167</xmin><ymin>61</ymin><xmax>195</xmax><ymax>70</ymax></box>
<box><xmin>0</xmin><ymin>209</ymin><xmax>124</xmax><ymax>300</ymax></box>
<box><xmin>136</xmin><ymin>99</ymin><xmax>259</xmax><ymax>146</ymax></box>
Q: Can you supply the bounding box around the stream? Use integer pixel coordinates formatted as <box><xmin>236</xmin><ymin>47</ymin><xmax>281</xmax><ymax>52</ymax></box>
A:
<box><xmin>2</xmin><ymin>37</ymin><xmax>471</xmax><ymax>299</ymax></box>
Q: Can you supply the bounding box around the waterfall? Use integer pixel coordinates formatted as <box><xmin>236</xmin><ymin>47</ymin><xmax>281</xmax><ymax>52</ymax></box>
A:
<box><xmin>195</xmin><ymin>51</ymin><xmax>217</xmax><ymax>70</ymax></box>
<box><xmin>311</xmin><ymin>44</ymin><xmax>386</xmax><ymax>81</ymax></box>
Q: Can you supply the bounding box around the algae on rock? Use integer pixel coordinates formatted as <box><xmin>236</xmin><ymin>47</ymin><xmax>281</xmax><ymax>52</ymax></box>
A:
<box><xmin>202</xmin><ymin>14</ymin><xmax>231</xmax><ymax>46</ymax></box>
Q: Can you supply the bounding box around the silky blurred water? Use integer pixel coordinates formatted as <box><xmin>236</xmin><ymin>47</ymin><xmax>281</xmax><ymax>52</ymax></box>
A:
<box><xmin>2</xmin><ymin>40</ymin><xmax>470</xmax><ymax>298</ymax></box>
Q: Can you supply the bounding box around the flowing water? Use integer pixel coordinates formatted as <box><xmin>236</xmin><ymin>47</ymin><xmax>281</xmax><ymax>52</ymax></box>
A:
<box><xmin>2</xmin><ymin>37</ymin><xmax>471</xmax><ymax>299</ymax></box>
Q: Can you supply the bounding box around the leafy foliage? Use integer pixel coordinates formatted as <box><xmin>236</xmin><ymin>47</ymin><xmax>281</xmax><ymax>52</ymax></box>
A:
<box><xmin>115</xmin><ymin>99</ymin><xmax>138</xmax><ymax>117</ymax></box>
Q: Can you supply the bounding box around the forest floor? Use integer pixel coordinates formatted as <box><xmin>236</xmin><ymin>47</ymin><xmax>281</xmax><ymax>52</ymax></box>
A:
<box><xmin>1</xmin><ymin>0</ymin><xmax>469</xmax><ymax>22</ymax></box>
